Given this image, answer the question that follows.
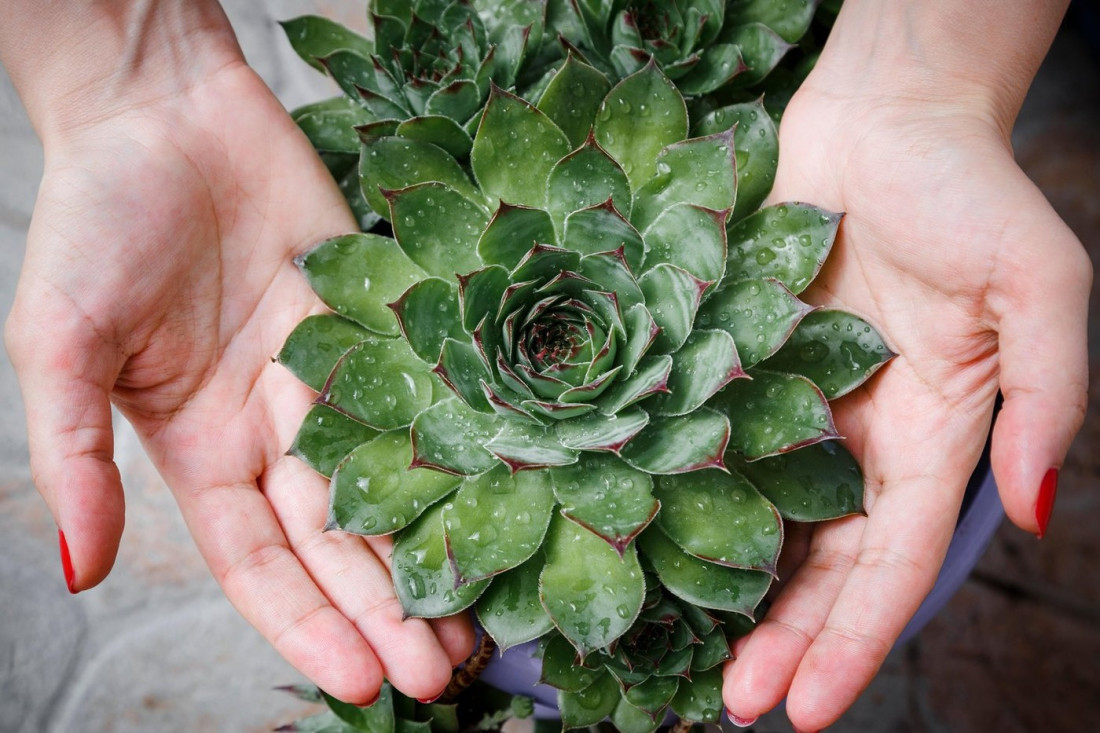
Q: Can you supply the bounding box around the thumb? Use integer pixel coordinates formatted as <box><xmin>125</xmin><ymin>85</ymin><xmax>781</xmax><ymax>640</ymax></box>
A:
<box><xmin>5</xmin><ymin>298</ymin><xmax>127</xmax><ymax>592</ymax></box>
<box><xmin>990</xmin><ymin>194</ymin><xmax>1091</xmax><ymax>539</ymax></box>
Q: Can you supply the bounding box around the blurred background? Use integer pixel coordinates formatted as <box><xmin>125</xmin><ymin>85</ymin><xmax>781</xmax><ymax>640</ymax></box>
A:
<box><xmin>1</xmin><ymin>2</ymin><xmax>1097</xmax><ymax>731</ymax></box>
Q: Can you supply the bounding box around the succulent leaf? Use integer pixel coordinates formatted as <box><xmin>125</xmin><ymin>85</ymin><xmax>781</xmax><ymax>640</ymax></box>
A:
<box><xmin>638</xmin><ymin>264</ymin><xmax>709</xmax><ymax>354</ymax></box>
<box><xmin>485</xmin><ymin>421</ymin><xmax>580</xmax><ymax>470</ymax></box>
<box><xmin>290</xmin><ymin>404</ymin><xmax>380</xmax><ymax>479</ymax></box>
<box><xmin>594</xmin><ymin>59</ymin><xmax>688</xmax><ymax>191</ymax></box>
<box><xmin>762</xmin><ymin>308</ymin><xmax>896</xmax><ymax>399</ymax></box>
<box><xmin>475</xmin><ymin>552</ymin><xmax>555</xmax><ymax>651</ymax></box>
<box><xmin>639</xmin><ymin>527</ymin><xmax>770</xmax><ymax>615</ymax></box>
<box><xmin>389</xmin><ymin>278</ymin><xmax>465</xmax><ymax>364</ymax></box>
<box><xmin>562</xmin><ymin>200</ymin><xmax>645</xmax><ymax>269</ymax></box>
<box><xmin>647</xmin><ymin>328</ymin><xmax>746</xmax><ymax>417</ymax></box>
<box><xmin>731</xmin><ymin>439</ymin><xmax>866</xmax><ymax>522</ymax></box>
<box><xmin>537</xmin><ymin>53</ymin><xmax>613</xmax><ymax>147</ymax></box>
<box><xmin>277</xmin><ymin>314</ymin><xmax>371</xmax><ymax>392</ymax></box>
<box><xmin>393</xmin><ymin>502</ymin><xmax>491</xmax><ymax>617</ymax></box>
<box><xmin>296</xmin><ymin>234</ymin><xmax>428</xmax><ymax>337</ymax></box>
<box><xmin>547</xmin><ymin>139</ymin><xmax>633</xmax><ymax>229</ymax></box>
<box><xmin>553</xmin><ymin>406</ymin><xmax>650</xmax><ymax>453</ymax></box>
<box><xmin>539</xmin><ymin>515</ymin><xmax>645</xmax><ymax>656</ymax></box>
<box><xmin>323</xmin><ymin>685</ymin><xmax>396</xmax><ymax>732</ymax></box>
<box><xmin>387</xmin><ymin>182</ymin><xmax>488</xmax><ymax>278</ymax></box>
<box><xmin>292</xmin><ymin>95</ymin><xmax>374</xmax><ymax>155</ymax></box>
<box><xmin>598</xmin><ymin>354</ymin><xmax>672</xmax><ymax>414</ymax></box>
<box><xmin>443</xmin><ymin>465</ymin><xmax>555</xmax><ymax>583</ymax></box>
<box><xmin>722</xmin><ymin>22</ymin><xmax>792</xmax><ymax>88</ymax></box>
<box><xmin>668</xmin><ymin>665</ymin><xmax>724</xmax><ymax>723</ymax></box>
<box><xmin>716</xmin><ymin>370</ymin><xmax>839</xmax><ymax>459</ymax></box>
<box><xmin>618</xmin><ymin>408</ymin><xmax>730</xmax><ymax>474</ymax></box>
<box><xmin>696</xmin><ymin>277</ymin><xmax>814</xmax><ymax>367</ymax></box>
<box><xmin>631</xmin><ymin>128</ymin><xmax>737</xmax><ymax>231</ymax></box>
<box><xmin>434</xmin><ymin>338</ymin><xmax>494</xmax><ymax>412</ymax></box>
<box><xmin>610</xmin><ymin>697</ymin><xmax>663</xmax><ymax>733</ymax></box>
<box><xmin>641</xmin><ymin>203</ymin><xmax>727</xmax><ymax>285</ymax></box>
<box><xmin>725</xmin><ymin>203</ymin><xmax>843</xmax><ymax>294</ymax></box>
<box><xmin>548</xmin><ymin>452</ymin><xmax>658</xmax><ymax>552</ymax></box>
<box><xmin>395</xmin><ymin>115</ymin><xmax>474</xmax><ymax>159</ymax></box>
<box><xmin>329</xmin><ymin>430</ymin><xmax>462</xmax><ymax>536</ymax></box>
<box><xmin>726</xmin><ymin>0</ymin><xmax>819</xmax><ymax>44</ymax></box>
<box><xmin>693</xmin><ymin>98</ymin><xmax>779</xmax><ymax>221</ymax></box>
<box><xmin>623</xmin><ymin>675</ymin><xmax>680</xmax><ymax>719</ymax></box>
<box><xmin>540</xmin><ymin>633</ymin><xmax>602</xmax><ymax>692</ymax></box>
<box><xmin>558</xmin><ymin>673</ymin><xmax>621</xmax><ymax>730</ymax></box>
<box><xmin>280</xmin><ymin>16</ymin><xmax>374</xmax><ymax>72</ymax></box>
<box><xmin>320</xmin><ymin>339</ymin><xmax>435</xmax><ymax>429</ymax></box>
<box><xmin>410</xmin><ymin>397</ymin><xmax>499</xmax><ymax>475</ymax></box>
<box><xmin>472</xmin><ymin>85</ymin><xmax>572</xmax><ymax>207</ymax></box>
<box><xmin>360</xmin><ymin>136</ymin><xmax>480</xmax><ymax>216</ymax></box>
<box><xmin>652</xmin><ymin>469</ymin><xmax>782</xmax><ymax>574</ymax></box>
<box><xmin>476</xmin><ymin>204</ymin><xmax>559</xmax><ymax>269</ymax></box>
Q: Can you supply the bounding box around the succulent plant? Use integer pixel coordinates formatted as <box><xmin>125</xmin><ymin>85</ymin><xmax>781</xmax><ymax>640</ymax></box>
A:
<box><xmin>277</xmin><ymin>52</ymin><xmax>892</xmax><ymax>731</ymax></box>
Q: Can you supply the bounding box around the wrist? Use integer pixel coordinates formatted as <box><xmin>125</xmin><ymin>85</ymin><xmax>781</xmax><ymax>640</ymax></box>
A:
<box><xmin>804</xmin><ymin>0</ymin><xmax>1069</xmax><ymax>135</ymax></box>
<box><xmin>0</xmin><ymin>0</ymin><xmax>243</xmax><ymax>144</ymax></box>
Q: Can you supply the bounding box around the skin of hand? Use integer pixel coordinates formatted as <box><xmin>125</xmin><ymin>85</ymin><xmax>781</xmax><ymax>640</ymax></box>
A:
<box><xmin>721</xmin><ymin>1</ymin><xmax>1091</xmax><ymax>729</ymax></box>
<box><xmin>1</xmin><ymin>1</ymin><xmax>473</xmax><ymax>705</ymax></box>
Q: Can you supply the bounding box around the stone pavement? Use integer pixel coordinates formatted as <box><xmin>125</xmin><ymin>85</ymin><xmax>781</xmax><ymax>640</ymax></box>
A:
<box><xmin>1</xmin><ymin>3</ymin><xmax>1097</xmax><ymax>732</ymax></box>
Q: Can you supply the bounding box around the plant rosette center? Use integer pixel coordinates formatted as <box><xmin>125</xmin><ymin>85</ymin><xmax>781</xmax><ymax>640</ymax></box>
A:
<box><xmin>278</xmin><ymin>48</ymin><xmax>892</xmax><ymax>732</ymax></box>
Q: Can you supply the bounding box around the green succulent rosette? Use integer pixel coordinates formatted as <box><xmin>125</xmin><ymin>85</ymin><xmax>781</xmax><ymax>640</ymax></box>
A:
<box><xmin>279</xmin><ymin>57</ymin><xmax>891</xmax><ymax>729</ymax></box>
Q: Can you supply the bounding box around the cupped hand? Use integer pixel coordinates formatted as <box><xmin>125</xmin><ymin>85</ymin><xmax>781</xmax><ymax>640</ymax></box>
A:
<box><xmin>4</xmin><ymin>59</ymin><xmax>472</xmax><ymax>703</ymax></box>
<box><xmin>721</xmin><ymin>65</ymin><xmax>1091</xmax><ymax>730</ymax></box>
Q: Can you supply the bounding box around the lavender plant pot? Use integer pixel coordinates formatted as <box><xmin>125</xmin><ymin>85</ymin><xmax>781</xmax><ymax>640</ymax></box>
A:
<box><xmin>479</xmin><ymin>454</ymin><xmax>1003</xmax><ymax>718</ymax></box>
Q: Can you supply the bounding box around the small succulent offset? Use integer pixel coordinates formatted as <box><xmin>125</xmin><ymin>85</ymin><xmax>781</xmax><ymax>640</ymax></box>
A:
<box><xmin>278</xmin><ymin>40</ymin><xmax>891</xmax><ymax>730</ymax></box>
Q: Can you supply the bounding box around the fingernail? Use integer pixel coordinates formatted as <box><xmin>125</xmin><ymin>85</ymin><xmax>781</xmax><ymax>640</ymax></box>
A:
<box><xmin>1035</xmin><ymin>467</ymin><xmax>1058</xmax><ymax>539</ymax></box>
<box><xmin>726</xmin><ymin>709</ymin><xmax>758</xmax><ymax>727</ymax></box>
<box><xmin>58</xmin><ymin>528</ymin><xmax>76</xmax><ymax>593</ymax></box>
<box><xmin>416</xmin><ymin>693</ymin><xmax>442</xmax><ymax>704</ymax></box>
<box><xmin>363</xmin><ymin>690</ymin><xmax>381</xmax><ymax>708</ymax></box>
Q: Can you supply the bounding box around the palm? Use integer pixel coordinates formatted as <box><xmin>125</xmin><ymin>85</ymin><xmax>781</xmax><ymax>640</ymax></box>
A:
<box><xmin>8</xmin><ymin>62</ymin><xmax>470</xmax><ymax>702</ymax></box>
<box><xmin>722</xmin><ymin>84</ymin><xmax>1091</xmax><ymax>726</ymax></box>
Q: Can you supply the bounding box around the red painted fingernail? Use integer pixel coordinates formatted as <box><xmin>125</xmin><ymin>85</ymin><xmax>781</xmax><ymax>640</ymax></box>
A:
<box><xmin>362</xmin><ymin>690</ymin><xmax>381</xmax><ymax>708</ymax></box>
<box><xmin>726</xmin><ymin>709</ymin><xmax>758</xmax><ymax>727</ymax></box>
<box><xmin>416</xmin><ymin>694</ymin><xmax>442</xmax><ymax>704</ymax></box>
<box><xmin>58</xmin><ymin>528</ymin><xmax>76</xmax><ymax>593</ymax></box>
<box><xmin>1035</xmin><ymin>467</ymin><xmax>1058</xmax><ymax>539</ymax></box>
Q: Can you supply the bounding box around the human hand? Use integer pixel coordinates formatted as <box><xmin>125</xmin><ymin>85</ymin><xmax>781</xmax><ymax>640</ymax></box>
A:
<box><xmin>721</xmin><ymin>2</ymin><xmax>1090</xmax><ymax>729</ymax></box>
<box><xmin>1</xmin><ymin>3</ymin><xmax>472</xmax><ymax>704</ymax></box>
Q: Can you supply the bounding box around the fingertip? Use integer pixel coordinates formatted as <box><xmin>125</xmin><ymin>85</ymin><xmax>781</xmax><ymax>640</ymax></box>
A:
<box><xmin>430</xmin><ymin>614</ymin><xmax>477</xmax><ymax>667</ymax></box>
<box><xmin>54</xmin><ymin>457</ymin><xmax>127</xmax><ymax>591</ymax></box>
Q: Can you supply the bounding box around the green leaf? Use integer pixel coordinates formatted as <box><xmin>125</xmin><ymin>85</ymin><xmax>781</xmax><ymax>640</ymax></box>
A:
<box><xmin>616</xmin><ymin>303</ymin><xmax>660</xmax><ymax>378</ymax></box>
<box><xmin>390</xmin><ymin>277</ymin><xmax>464</xmax><ymax>364</ymax></box>
<box><xmin>338</xmin><ymin>162</ymin><xmax>383</xmax><ymax>233</ymax></box>
<box><xmin>444</xmin><ymin>466</ymin><xmax>555</xmax><ymax>583</ymax></box>
<box><xmin>296</xmin><ymin>234</ymin><xmax>428</xmax><ymax>337</ymax></box>
<box><xmin>598</xmin><ymin>354</ymin><xmax>671</xmax><ymax>415</ymax></box>
<box><xmin>618</xmin><ymin>409</ymin><xmax>730</xmax><ymax>474</ymax></box>
<box><xmin>641</xmin><ymin>203</ymin><xmax>727</xmax><ymax>284</ymax></box>
<box><xmin>631</xmin><ymin>128</ymin><xmax>737</xmax><ymax>232</ymax></box>
<box><xmin>546</xmin><ymin>138</ymin><xmax>633</xmax><ymax>229</ymax></box>
<box><xmin>323</xmin><ymin>686</ymin><xmax>394</xmax><ymax>733</ymax></box>
<box><xmin>694</xmin><ymin>99</ymin><xmax>779</xmax><ymax>222</ymax></box>
<box><xmin>638</xmin><ymin>264</ymin><xmax>708</xmax><ymax>354</ymax></box>
<box><xmin>281</xmin><ymin>16</ymin><xmax>374</xmax><ymax>72</ymax></box>
<box><xmin>548</xmin><ymin>452</ymin><xmax>658</xmax><ymax>552</ymax></box>
<box><xmin>329</xmin><ymin>430</ymin><xmax>462</xmax><ymax>535</ymax></box>
<box><xmin>761</xmin><ymin>308</ymin><xmax>895</xmax><ymax>399</ymax></box>
<box><xmin>360</xmin><ymin>136</ymin><xmax>480</xmax><ymax>217</ymax></box>
<box><xmin>610</xmin><ymin>697</ymin><xmax>664</xmax><ymax>733</ymax></box>
<box><xmin>559</xmin><ymin>673</ymin><xmax>620</xmax><ymax>729</ymax></box>
<box><xmin>725</xmin><ymin>203</ymin><xmax>842</xmax><ymax>294</ymax></box>
<box><xmin>540</xmin><ymin>633</ymin><xmax>601</xmax><ymax>692</ymax></box>
<box><xmin>578</xmin><ymin>250</ymin><xmax>645</xmax><ymax>312</ymax></box>
<box><xmin>622</xmin><ymin>675</ymin><xmax>679</xmax><ymax>718</ymax></box>
<box><xmin>434</xmin><ymin>338</ymin><xmax>493</xmax><ymax>412</ymax></box>
<box><xmin>410</xmin><ymin>397</ymin><xmax>499</xmax><ymax>476</ymax></box>
<box><xmin>477</xmin><ymin>204</ymin><xmax>559</xmax><ymax>269</ymax></box>
<box><xmin>562</xmin><ymin>200</ymin><xmax>645</xmax><ymax>271</ymax></box>
<box><xmin>425</xmin><ymin>79</ymin><xmax>483</xmax><ymax>123</ymax></box>
<box><xmin>648</xmin><ymin>329</ymin><xmax>746</xmax><ymax>417</ymax></box>
<box><xmin>484</xmin><ymin>421</ymin><xmax>579</xmax><ymax>471</ymax></box>
<box><xmin>387</xmin><ymin>182</ymin><xmax>489</xmax><ymax>278</ymax></box>
<box><xmin>724</xmin><ymin>22</ymin><xmax>793</xmax><ymax>87</ymax></box>
<box><xmin>540</xmin><ymin>515</ymin><xmax>646</xmax><ymax>656</ymax></box>
<box><xmin>652</xmin><ymin>469</ymin><xmax>781</xmax><ymax>574</ymax></box>
<box><xmin>475</xmin><ymin>553</ymin><xmax>555</xmax><ymax>651</ymax></box>
<box><xmin>676</xmin><ymin>43</ymin><xmax>745</xmax><ymax>96</ymax></box>
<box><xmin>696</xmin><ymin>277</ymin><xmax>814</xmax><ymax>368</ymax></box>
<box><xmin>292</xmin><ymin>96</ymin><xmax>374</xmax><ymax>154</ymax></box>
<box><xmin>594</xmin><ymin>59</ymin><xmax>688</xmax><ymax>191</ymax></box>
<box><xmin>395</xmin><ymin>115</ymin><xmax>473</xmax><ymax>159</ymax></box>
<box><xmin>554</xmin><ymin>407</ymin><xmax>650</xmax><ymax>453</ymax></box>
<box><xmin>320</xmin><ymin>338</ymin><xmax>435</xmax><ymax>430</ymax></box>
<box><xmin>392</xmin><ymin>502</ymin><xmax>490</xmax><ymax>617</ymax></box>
<box><xmin>458</xmin><ymin>265</ymin><xmax>512</xmax><ymax>333</ymax></box>
<box><xmin>669</xmin><ymin>665</ymin><xmax>724</xmax><ymax>724</ymax></box>
<box><xmin>725</xmin><ymin>0</ymin><xmax>818</xmax><ymax>43</ymax></box>
<box><xmin>321</xmin><ymin>52</ymin><xmax>407</xmax><ymax>115</ymax></box>
<box><xmin>471</xmin><ymin>85</ymin><xmax>572</xmax><ymax>208</ymax></box>
<box><xmin>692</xmin><ymin>626</ymin><xmax>733</xmax><ymax>671</ymax></box>
<box><xmin>278</xmin><ymin>314</ymin><xmax>370</xmax><ymax>392</ymax></box>
<box><xmin>731</xmin><ymin>440</ymin><xmax>865</xmax><ymax>521</ymax></box>
<box><xmin>290</xmin><ymin>404</ymin><xmax>379</xmax><ymax>478</ymax></box>
<box><xmin>538</xmin><ymin>53</ymin><xmax>613</xmax><ymax>148</ymax></box>
<box><xmin>715</xmin><ymin>370</ymin><xmax>839</xmax><ymax>459</ymax></box>
<box><xmin>639</xmin><ymin>528</ymin><xmax>770</xmax><ymax>615</ymax></box>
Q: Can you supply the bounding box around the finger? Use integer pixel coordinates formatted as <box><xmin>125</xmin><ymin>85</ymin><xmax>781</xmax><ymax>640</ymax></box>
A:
<box><xmin>174</xmin><ymin>474</ymin><xmax>384</xmax><ymax>705</ymax></box>
<box><xmin>782</xmin><ymin>472</ymin><xmax>963</xmax><ymax>731</ymax></box>
<box><xmin>723</xmin><ymin>517</ymin><xmax>862</xmax><ymax>722</ymax></box>
<box><xmin>989</xmin><ymin>203</ymin><xmax>1091</xmax><ymax>537</ymax></box>
<box><xmin>269</xmin><ymin>457</ymin><xmax>461</xmax><ymax>701</ymax></box>
<box><xmin>4</xmin><ymin>302</ymin><xmax>125</xmax><ymax>592</ymax></box>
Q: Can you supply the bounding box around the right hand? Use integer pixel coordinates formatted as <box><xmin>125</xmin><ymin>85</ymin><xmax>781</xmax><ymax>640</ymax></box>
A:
<box><xmin>4</xmin><ymin>44</ymin><xmax>473</xmax><ymax>704</ymax></box>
